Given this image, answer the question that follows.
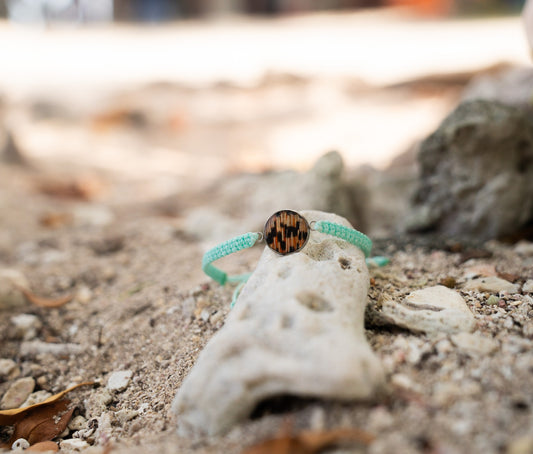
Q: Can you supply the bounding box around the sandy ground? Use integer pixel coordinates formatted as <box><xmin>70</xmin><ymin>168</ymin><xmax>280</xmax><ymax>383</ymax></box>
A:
<box><xmin>0</xmin><ymin>158</ymin><xmax>532</xmax><ymax>454</ymax></box>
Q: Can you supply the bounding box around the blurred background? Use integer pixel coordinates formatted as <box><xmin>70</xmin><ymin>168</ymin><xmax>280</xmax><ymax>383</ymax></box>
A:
<box><xmin>0</xmin><ymin>0</ymin><xmax>530</xmax><ymax>240</ymax></box>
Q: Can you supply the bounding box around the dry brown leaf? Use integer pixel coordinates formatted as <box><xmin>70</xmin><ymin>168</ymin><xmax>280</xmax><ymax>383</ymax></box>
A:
<box><xmin>38</xmin><ymin>175</ymin><xmax>105</xmax><ymax>201</ymax></box>
<box><xmin>39</xmin><ymin>212</ymin><xmax>73</xmax><ymax>229</ymax></box>
<box><xmin>242</xmin><ymin>427</ymin><xmax>374</xmax><ymax>454</ymax></box>
<box><xmin>26</xmin><ymin>440</ymin><xmax>59</xmax><ymax>452</ymax></box>
<box><xmin>0</xmin><ymin>382</ymin><xmax>93</xmax><ymax>425</ymax></box>
<box><xmin>8</xmin><ymin>399</ymin><xmax>74</xmax><ymax>445</ymax></box>
<box><xmin>18</xmin><ymin>286</ymin><xmax>73</xmax><ymax>308</ymax></box>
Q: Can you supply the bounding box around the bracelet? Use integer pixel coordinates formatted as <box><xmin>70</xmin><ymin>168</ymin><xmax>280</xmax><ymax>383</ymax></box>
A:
<box><xmin>201</xmin><ymin>210</ymin><xmax>388</xmax><ymax>306</ymax></box>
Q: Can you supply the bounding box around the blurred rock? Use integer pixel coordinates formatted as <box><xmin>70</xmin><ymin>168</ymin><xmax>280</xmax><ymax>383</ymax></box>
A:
<box><xmin>107</xmin><ymin>370</ymin><xmax>132</xmax><ymax>392</ymax></box>
<box><xmin>463</xmin><ymin>66</ymin><xmax>533</xmax><ymax>108</ymax></box>
<box><xmin>451</xmin><ymin>332</ymin><xmax>499</xmax><ymax>357</ymax></box>
<box><xmin>406</xmin><ymin>100</ymin><xmax>533</xmax><ymax>240</ymax></box>
<box><xmin>523</xmin><ymin>280</ymin><xmax>533</xmax><ymax>293</ymax></box>
<box><xmin>11</xmin><ymin>313</ymin><xmax>42</xmax><ymax>340</ymax></box>
<box><xmin>21</xmin><ymin>390</ymin><xmax>52</xmax><ymax>407</ymax></box>
<box><xmin>20</xmin><ymin>341</ymin><xmax>83</xmax><ymax>356</ymax></box>
<box><xmin>73</xmin><ymin>205</ymin><xmax>115</xmax><ymax>228</ymax></box>
<box><xmin>0</xmin><ymin>269</ymin><xmax>29</xmax><ymax>310</ymax></box>
<box><xmin>173</xmin><ymin>210</ymin><xmax>385</xmax><ymax>436</ymax></box>
<box><xmin>0</xmin><ymin>128</ymin><xmax>26</xmax><ymax>165</ymax></box>
<box><xmin>0</xmin><ymin>358</ymin><xmax>20</xmax><ymax>380</ymax></box>
<box><xmin>184</xmin><ymin>151</ymin><xmax>367</xmax><ymax>242</ymax></box>
<box><xmin>463</xmin><ymin>276</ymin><xmax>520</xmax><ymax>294</ymax></box>
<box><xmin>381</xmin><ymin>285</ymin><xmax>475</xmax><ymax>335</ymax></box>
<box><xmin>0</xmin><ymin>377</ymin><xmax>35</xmax><ymax>409</ymax></box>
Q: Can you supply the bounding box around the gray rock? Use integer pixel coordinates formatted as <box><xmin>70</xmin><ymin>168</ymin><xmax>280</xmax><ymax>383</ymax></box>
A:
<box><xmin>107</xmin><ymin>370</ymin><xmax>133</xmax><ymax>392</ymax></box>
<box><xmin>381</xmin><ymin>285</ymin><xmax>475</xmax><ymax>335</ymax></box>
<box><xmin>463</xmin><ymin>276</ymin><xmax>519</xmax><ymax>294</ymax></box>
<box><xmin>0</xmin><ymin>377</ymin><xmax>35</xmax><ymax>409</ymax></box>
<box><xmin>406</xmin><ymin>100</ymin><xmax>533</xmax><ymax>240</ymax></box>
<box><xmin>173</xmin><ymin>210</ymin><xmax>385</xmax><ymax>437</ymax></box>
<box><xmin>462</xmin><ymin>66</ymin><xmax>533</xmax><ymax>108</ymax></box>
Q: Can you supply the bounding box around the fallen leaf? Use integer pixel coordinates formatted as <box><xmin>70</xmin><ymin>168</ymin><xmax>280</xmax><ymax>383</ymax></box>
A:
<box><xmin>18</xmin><ymin>286</ymin><xmax>73</xmax><ymax>308</ymax></box>
<box><xmin>26</xmin><ymin>441</ymin><xmax>59</xmax><ymax>452</ymax></box>
<box><xmin>39</xmin><ymin>212</ymin><xmax>73</xmax><ymax>229</ymax></box>
<box><xmin>242</xmin><ymin>427</ymin><xmax>374</xmax><ymax>454</ymax></box>
<box><xmin>38</xmin><ymin>175</ymin><xmax>105</xmax><ymax>201</ymax></box>
<box><xmin>0</xmin><ymin>382</ymin><xmax>93</xmax><ymax>425</ymax></box>
<box><xmin>8</xmin><ymin>399</ymin><xmax>74</xmax><ymax>445</ymax></box>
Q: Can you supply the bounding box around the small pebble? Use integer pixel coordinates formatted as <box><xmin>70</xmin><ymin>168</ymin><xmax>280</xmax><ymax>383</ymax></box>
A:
<box><xmin>1</xmin><ymin>376</ymin><xmax>35</xmax><ymax>409</ymax></box>
<box><xmin>381</xmin><ymin>286</ymin><xmax>475</xmax><ymax>335</ymax></box>
<box><xmin>68</xmin><ymin>415</ymin><xmax>87</xmax><ymax>431</ymax></box>
<box><xmin>0</xmin><ymin>358</ymin><xmax>20</xmax><ymax>379</ymax></box>
<box><xmin>463</xmin><ymin>276</ymin><xmax>519</xmax><ymax>294</ymax></box>
<box><xmin>309</xmin><ymin>407</ymin><xmax>326</xmax><ymax>431</ymax></box>
<box><xmin>390</xmin><ymin>373</ymin><xmax>421</xmax><ymax>392</ymax></box>
<box><xmin>59</xmin><ymin>439</ymin><xmax>89</xmax><ymax>452</ymax></box>
<box><xmin>439</xmin><ymin>276</ymin><xmax>456</xmax><ymax>288</ymax></box>
<box><xmin>115</xmin><ymin>408</ymin><xmax>139</xmax><ymax>424</ymax></box>
<box><xmin>486</xmin><ymin>295</ymin><xmax>500</xmax><ymax>306</ymax></box>
<box><xmin>462</xmin><ymin>264</ymin><xmax>497</xmax><ymax>279</ymax></box>
<box><xmin>523</xmin><ymin>280</ymin><xmax>533</xmax><ymax>293</ymax></box>
<box><xmin>73</xmin><ymin>205</ymin><xmax>114</xmax><ymax>228</ymax></box>
<box><xmin>20</xmin><ymin>341</ymin><xmax>83</xmax><ymax>356</ymax></box>
<box><xmin>21</xmin><ymin>390</ymin><xmax>52</xmax><ymax>407</ymax></box>
<box><xmin>11</xmin><ymin>314</ymin><xmax>42</xmax><ymax>340</ymax></box>
<box><xmin>107</xmin><ymin>370</ymin><xmax>133</xmax><ymax>392</ymax></box>
<box><xmin>514</xmin><ymin>241</ymin><xmax>533</xmax><ymax>257</ymax></box>
<box><xmin>75</xmin><ymin>286</ymin><xmax>92</xmax><ymax>304</ymax></box>
<box><xmin>0</xmin><ymin>269</ymin><xmax>29</xmax><ymax>309</ymax></box>
<box><xmin>11</xmin><ymin>438</ymin><xmax>30</xmax><ymax>450</ymax></box>
<box><xmin>200</xmin><ymin>309</ymin><xmax>210</xmax><ymax>322</ymax></box>
<box><xmin>451</xmin><ymin>332</ymin><xmax>499</xmax><ymax>357</ymax></box>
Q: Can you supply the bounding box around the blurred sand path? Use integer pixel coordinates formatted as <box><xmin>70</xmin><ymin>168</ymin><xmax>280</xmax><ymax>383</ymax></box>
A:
<box><xmin>0</xmin><ymin>10</ymin><xmax>529</xmax><ymax>99</ymax></box>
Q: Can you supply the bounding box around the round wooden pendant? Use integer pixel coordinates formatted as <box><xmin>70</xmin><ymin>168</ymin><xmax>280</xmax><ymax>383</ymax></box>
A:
<box><xmin>264</xmin><ymin>210</ymin><xmax>310</xmax><ymax>255</ymax></box>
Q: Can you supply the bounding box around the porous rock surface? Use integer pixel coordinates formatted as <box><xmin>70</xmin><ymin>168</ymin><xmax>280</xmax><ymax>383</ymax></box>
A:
<box><xmin>406</xmin><ymin>100</ymin><xmax>533</xmax><ymax>240</ymax></box>
<box><xmin>172</xmin><ymin>210</ymin><xmax>385</xmax><ymax>437</ymax></box>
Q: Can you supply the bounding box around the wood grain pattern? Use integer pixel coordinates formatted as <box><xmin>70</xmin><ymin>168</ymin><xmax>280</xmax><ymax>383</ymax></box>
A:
<box><xmin>264</xmin><ymin>210</ymin><xmax>310</xmax><ymax>255</ymax></box>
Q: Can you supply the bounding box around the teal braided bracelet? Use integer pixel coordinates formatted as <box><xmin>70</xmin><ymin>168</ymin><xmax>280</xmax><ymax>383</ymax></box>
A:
<box><xmin>202</xmin><ymin>210</ymin><xmax>389</xmax><ymax>307</ymax></box>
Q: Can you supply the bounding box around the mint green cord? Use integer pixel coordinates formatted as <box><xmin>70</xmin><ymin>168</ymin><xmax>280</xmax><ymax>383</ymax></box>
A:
<box><xmin>313</xmin><ymin>220</ymin><xmax>373</xmax><ymax>257</ymax></box>
<box><xmin>201</xmin><ymin>232</ymin><xmax>260</xmax><ymax>286</ymax></box>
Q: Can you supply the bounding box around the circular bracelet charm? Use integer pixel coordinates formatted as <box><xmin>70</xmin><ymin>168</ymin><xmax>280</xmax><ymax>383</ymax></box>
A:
<box><xmin>264</xmin><ymin>210</ymin><xmax>310</xmax><ymax>255</ymax></box>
